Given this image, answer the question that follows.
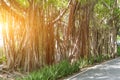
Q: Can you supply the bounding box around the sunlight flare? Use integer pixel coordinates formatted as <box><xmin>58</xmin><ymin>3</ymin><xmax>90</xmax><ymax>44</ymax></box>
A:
<box><xmin>0</xmin><ymin>23</ymin><xmax>3</xmax><ymax>34</ymax></box>
<box><xmin>0</xmin><ymin>23</ymin><xmax>3</xmax><ymax>47</ymax></box>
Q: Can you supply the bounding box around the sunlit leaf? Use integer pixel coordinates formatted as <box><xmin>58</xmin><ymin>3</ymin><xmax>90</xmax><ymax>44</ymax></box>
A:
<box><xmin>16</xmin><ymin>0</ymin><xmax>29</xmax><ymax>8</ymax></box>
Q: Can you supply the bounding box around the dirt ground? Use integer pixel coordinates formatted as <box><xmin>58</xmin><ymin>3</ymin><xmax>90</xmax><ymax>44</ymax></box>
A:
<box><xmin>0</xmin><ymin>64</ymin><xmax>25</xmax><ymax>80</ymax></box>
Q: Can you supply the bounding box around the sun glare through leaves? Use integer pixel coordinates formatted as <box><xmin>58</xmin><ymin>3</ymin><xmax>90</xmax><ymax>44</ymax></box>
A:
<box><xmin>0</xmin><ymin>23</ymin><xmax>3</xmax><ymax>47</ymax></box>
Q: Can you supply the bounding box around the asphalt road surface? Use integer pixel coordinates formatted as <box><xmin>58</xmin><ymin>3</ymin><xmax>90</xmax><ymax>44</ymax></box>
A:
<box><xmin>66</xmin><ymin>57</ymin><xmax>120</xmax><ymax>80</ymax></box>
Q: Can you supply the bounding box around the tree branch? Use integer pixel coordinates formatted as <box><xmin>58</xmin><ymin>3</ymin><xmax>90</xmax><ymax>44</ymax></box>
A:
<box><xmin>0</xmin><ymin>0</ymin><xmax>26</xmax><ymax>18</ymax></box>
<box><xmin>52</xmin><ymin>0</ymin><xmax>72</xmax><ymax>24</ymax></box>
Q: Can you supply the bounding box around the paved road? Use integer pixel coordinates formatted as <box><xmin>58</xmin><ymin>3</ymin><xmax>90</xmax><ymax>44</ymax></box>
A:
<box><xmin>66</xmin><ymin>57</ymin><xmax>120</xmax><ymax>80</ymax></box>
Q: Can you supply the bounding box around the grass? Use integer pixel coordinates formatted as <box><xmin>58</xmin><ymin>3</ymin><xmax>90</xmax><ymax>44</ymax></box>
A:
<box><xmin>117</xmin><ymin>46</ymin><xmax>120</xmax><ymax>56</ymax></box>
<box><xmin>116</xmin><ymin>34</ymin><xmax>120</xmax><ymax>56</ymax></box>
<box><xmin>117</xmin><ymin>35</ymin><xmax>120</xmax><ymax>40</ymax></box>
<box><xmin>17</xmin><ymin>53</ymin><xmax>113</xmax><ymax>80</ymax></box>
<box><xmin>0</xmin><ymin>56</ymin><xmax>6</xmax><ymax>64</ymax></box>
<box><xmin>17</xmin><ymin>60</ymin><xmax>80</xmax><ymax>80</ymax></box>
<box><xmin>0</xmin><ymin>47</ymin><xmax>6</xmax><ymax>64</ymax></box>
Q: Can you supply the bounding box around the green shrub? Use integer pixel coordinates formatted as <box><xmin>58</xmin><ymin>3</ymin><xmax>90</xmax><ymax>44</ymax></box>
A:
<box><xmin>117</xmin><ymin>46</ymin><xmax>120</xmax><ymax>56</ymax></box>
<box><xmin>18</xmin><ymin>54</ymin><xmax>113</xmax><ymax>80</ymax></box>
<box><xmin>18</xmin><ymin>60</ymin><xmax>80</xmax><ymax>80</ymax></box>
<box><xmin>0</xmin><ymin>56</ymin><xmax>6</xmax><ymax>64</ymax></box>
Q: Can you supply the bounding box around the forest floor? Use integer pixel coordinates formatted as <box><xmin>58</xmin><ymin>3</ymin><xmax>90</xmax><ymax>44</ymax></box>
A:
<box><xmin>65</xmin><ymin>57</ymin><xmax>120</xmax><ymax>80</ymax></box>
<box><xmin>0</xmin><ymin>64</ymin><xmax>24</xmax><ymax>80</ymax></box>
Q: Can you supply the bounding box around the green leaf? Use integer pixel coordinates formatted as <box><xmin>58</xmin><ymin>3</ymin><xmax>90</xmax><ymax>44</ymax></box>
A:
<box><xmin>16</xmin><ymin>0</ymin><xmax>29</xmax><ymax>8</ymax></box>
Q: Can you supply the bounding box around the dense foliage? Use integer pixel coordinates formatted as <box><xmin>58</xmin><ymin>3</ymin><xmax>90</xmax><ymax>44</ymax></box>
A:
<box><xmin>0</xmin><ymin>0</ymin><xmax>120</xmax><ymax>76</ymax></box>
<box><xmin>18</xmin><ymin>54</ymin><xmax>111</xmax><ymax>80</ymax></box>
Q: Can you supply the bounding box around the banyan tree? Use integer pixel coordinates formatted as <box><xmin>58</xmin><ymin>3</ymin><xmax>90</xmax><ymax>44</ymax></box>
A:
<box><xmin>0</xmin><ymin>0</ymin><xmax>119</xmax><ymax>72</ymax></box>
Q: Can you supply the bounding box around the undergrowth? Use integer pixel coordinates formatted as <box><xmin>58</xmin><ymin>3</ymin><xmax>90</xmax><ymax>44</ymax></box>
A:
<box><xmin>17</xmin><ymin>60</ymin><xmax>79</xmax><ymax>80</ymax></box>
<box><xmin>117</xmin><ymin>46</ymin><xmax>120</xmax><ymax>56</ymax></box>
<box><xmin>17</xmin><ymin>54</ymin><xmax>113</xmax><ymax>80</ymax></box>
